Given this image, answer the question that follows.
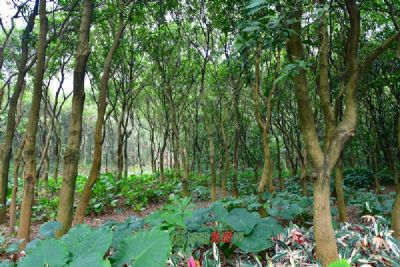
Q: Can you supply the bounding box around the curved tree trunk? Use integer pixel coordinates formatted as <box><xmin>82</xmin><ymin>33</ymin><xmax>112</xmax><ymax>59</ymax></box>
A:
<box><xmin>74</xmin><ymin>16</ymin><xmax>126</xmax><ymax>224</ymax></box>
<box><xmin>0</xmin><ymin>0</ymin><xmax>39</xmax><ymax>224</ymax></box>
<box><xmin>17</xmin><ymin>0</ymin><xmax>47</xmax><ymax>245</ymax></box>
<box><xmin>56</xmin><ymin>0</ymin><xmax>93</xmax><ymax>236</ymax></box>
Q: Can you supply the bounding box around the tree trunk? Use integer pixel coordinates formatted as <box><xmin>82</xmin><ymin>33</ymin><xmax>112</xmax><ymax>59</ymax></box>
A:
<box><xmin>274</xmin><ymin>133</ymin><xmax>284</xmax><ymax>191</ymax></box>
<box><xmin>392</xmin><ymin>116</ymin><xmax>400</xmax><ymax>238</ymax></box>
<box><xmin>56</xmin><ymin>0</ymin><xmax>93</xmax><ymax>236</ymax></box>
<box><xmin>53</xmin><ymin>131</ymin><xmax>61</xmax><ymax>182</ymax></box>
<box><xmin>208</xmin><ymin>129</ymin><xmax>217</xmax><ymax>202</ymax></box>
<box><xmin>8</xmin><ymin>140</ymin><xmax>24</xmax><ymax>235</ymax></box>
<box><xmin>159</xmin><ymin>127</ymin><xmax>168</xmax><ymax>183</ymax></box>
<box><xmin>74</xmin><ymin>15</ymin><xmax>126</xmax><ymax>224</ymax></box>
<box><xmin>17</xmin><ymin>0</ymin><xmax>47</xmax><ymax>244</ymax></box>
<box><xmin>0</xmin><ymin>0</ymin><xmax>39</xmax><ymax>224</ymax></box>
<box><xmin>220</xmin><ymin>119</ymin><xmax>229</xmax><ymax>197</ymax></box>
<box><xmin>313</xmin><ymin>173</ymin><xmax>339</xmax><ymax>265</ymax></box>
<box><xmin>232</xmin><ymin>88</ymin><xmax>240</xmax><ymax>197</ymax></box>
<box><xmin>335</xmin><ymin>157</ymin><xmax>347</xmax><ymax>222</ymax></box>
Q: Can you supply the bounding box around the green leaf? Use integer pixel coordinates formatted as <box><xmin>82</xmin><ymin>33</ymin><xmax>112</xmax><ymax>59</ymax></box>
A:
<box><xmin>110</xmin><ymin>229</ymin><xmax>172</xmax><ymax>267</ymax></box>
<box><xmin>226</xmin><ymin>208</ymin><xmax>259</xmax><ymax>234</ymax></box>
<box><xmin>18</xmin><ymin>239</ymin><xmax>68</xmax><ymax>267</ymax></box>
<box><xmin>235</xmin><ymin>222</ymin><xmax>273</xmax><ymax>252</ymax></box>
<box><xmin>328</xmin><ymin>259</ymin><xmax>351</xmax><ymax>267</ymax></box>
<box><xmin>61</xmin><ymin>225</ymin><xmax>112</xmax><ymax>261</ymax></box>
<box><xmin>68</xmin><ymin>252</ymin><xmax>111</xmax><ymax>267</ymax></box>
<box><xmin>245</xmin><ymin>0</ymin><xmax>266</xmax><ymax>10</ymax></box>
<box><xmin>39</xmin><ymin>221</ymin><xmax>62</xmax><ymax>239</ymax></box>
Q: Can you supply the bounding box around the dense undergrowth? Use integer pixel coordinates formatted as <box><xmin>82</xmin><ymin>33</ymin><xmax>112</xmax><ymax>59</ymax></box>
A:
<box><xmin>1</xmin><ymin>168</ymin><xmax>398</xmax><ymax>266</ymax></box>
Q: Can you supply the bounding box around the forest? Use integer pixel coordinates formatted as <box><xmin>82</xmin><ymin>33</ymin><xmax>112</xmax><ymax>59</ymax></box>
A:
<box><xmin>0</xmin><ymin>0</ymin><xmax>399</xmax><ymax>266</ymax></box>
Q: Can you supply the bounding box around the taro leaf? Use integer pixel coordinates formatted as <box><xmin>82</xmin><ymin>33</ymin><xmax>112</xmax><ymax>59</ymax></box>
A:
<box><xmin>39</xmin><ymin>221</ymin><xmax>62</xmax><ymax>239</ymax></box>
<box><xmin>61</xmin><ymin>224</ymin><xmax>112</xmax><ymax>261</ymax></box>
<box><xmin>68</xmin><ymin>252</ymin><xmax>111</xmax><ymax>267</ymax></box>
<box><xmin>227</xmin><ymin>208</ymin><xmax>259</xmax><ymax>234</ymax></box>
<box><xmin>257</xmin><ymin>217</ymin><xmax>284</xmax><ymax>237</ymax></box>
<box><xmin>0</xmin><ymin>236</ymin><xmax>4</xmax><ymax>245</ymax></box>
<box><xmin>210</xmin><ymin>203</ymin><xmax>229</xmax><ymax>224</ymax></box>
<box><xmin>0</xmin><ymin>261</ymin><xmax>12</xmax><ymax>267</ymax></box>
<box><xmin>110</xmin><ymin>229</ymin><xmax>172</xmax><ymax>267</ymax></box>
<box><xmin>235</xmin><ymin>222</ymin><xmax>272</xmax><ymax>252</ymax></box>
<box><xmin>328</xmin><ymin>259</ymin><xmax>351</xmax><ymax>267</ymax></box>
<box><xmin>185</xmin><ymin>208</ymin><xmax>211</xmax><ymax>231</ymax></box>
<box><xmin>144</xmin><ymin>211</ymin><xmax>163</xmax><ymax>226</ymax></box>
<box><xmin>111</xmin><ymin>217</ymin><xmax>144</xmax><ymax>248</ymax></box>
<box><xmin>18</xmin><ymin>239</ymin><xmax>68</xmax><ymax>267</ymax></box>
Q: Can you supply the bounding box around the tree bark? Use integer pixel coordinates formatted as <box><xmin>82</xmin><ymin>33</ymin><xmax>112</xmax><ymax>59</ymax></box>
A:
<box><xmin>8</xmin><ymin>140</ymin><xmax>24</xmax><ymax>235</ymax></box>
<box><xmin>56</xmin><ymin>0</ymin><xmax>93</xmax><ymax>236</ymax></box>
<box><xmin>392</xmin><ymin>115</ymin><xmax>400</xmax><ymax>238</ymax></box>
<box><xmin>335</xmin><ymin>157</ymin><xmax>348</xmax><ymax>222</ymax></box>
<box><xmin>74</xmin><ymin>14</ymin><xmax>126</xmax><ymax>224</ymax></box>
<box><xmin>0</xmin><ymin>0</ymin><xmax>39</xmax><ymax>224</ymax></box>
<box><xmin>17</xmin><ymin>0</ymin><xmax>47</xmax><ymax>244</ymax></box>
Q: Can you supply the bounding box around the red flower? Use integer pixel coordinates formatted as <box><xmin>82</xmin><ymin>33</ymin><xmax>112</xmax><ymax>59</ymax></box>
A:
<box><xmin>211</xmin><ymin>231</ymin><xmax>220</xmax><ymax>243</ymax></box>
<box><xmin>222</xmin><ymin>231</ymin><xmax>233</xmax><ymax>243</ymax></box>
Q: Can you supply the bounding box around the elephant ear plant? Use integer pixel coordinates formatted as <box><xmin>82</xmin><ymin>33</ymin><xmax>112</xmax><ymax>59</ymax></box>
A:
<box><xmin>8</xmin><ymin>217</ymin><xmax>172</xmax><ymax>267</ymax></box>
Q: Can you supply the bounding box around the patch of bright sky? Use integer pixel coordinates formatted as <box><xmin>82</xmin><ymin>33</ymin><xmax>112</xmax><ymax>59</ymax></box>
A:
<box><xmin>1</xmin><ymin>1</ymin><xmax>94</xmax><ymax>97</ymax></box>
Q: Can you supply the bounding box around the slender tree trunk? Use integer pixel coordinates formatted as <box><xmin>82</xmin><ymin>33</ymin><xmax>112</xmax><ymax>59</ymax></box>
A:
<box><xmin>232</xmin><ymin>89</ymin><xmax>240</xmax><ymax>197</ymax></box>
<box><xmin>123</xmin><ymin>138</ymin><xmax>128</xmax><ymax>178</ymax></box>
<box><xmin>335</xmin><ymin>157</ymin><xmax>347</xmax><ymax>222</ymax></box>
<box><xmin>165</xmin><ymin>86</ymin><xmax>189</xmax><ymax>196</ymax></box>
<box><xmin>116</xmin><ymin>109</ymin><xmax>125</xmax><ymax>180</ymax></box>
<box><xmin>8</xmin><ymin>140</ymin><xmax>25</xmax><ymax>235</ymax></box>
<box><xmin>56</xmin><ymin>0</ymin><xmax>93</xmax><ymax>236</ymax></box>
<box><xmin>0</xmin><ymin>1</ymin><xmax>39</xmax><ymax>224</ymax></box>
<box><xmin>53</xmin><ymin>131</ymin><xmax>61</xmax><ymax>182</ymax></box>
<box><xmin>74</xmin><ymin>16</ymin><xmax>126</xmax><ymax>224</ymax></box>
<box><xmin>392</xmin><ymin>116</ymin><xmax>400</xmax><ymax>238</ymax></box>
<box><xmin>207</xmin><ymin>128</ymin><xmax>217</xmax><ymax>202</ymax></box>
<box><xmin>159</xmin><ymin>127</ymin><xmax>168</xmax><ymax>183</ymax></box>
<box><xmin>17</xmin><ymin>0</ymin><xmax>47</xmax><ymax>244</ymax></box>
<box><xmin>220</xmin><ymin>119</ymin><xmax>229</xmax><ymax>197</ymax></box>
<box><xmin>274</xmin><ymin>133</ymin><xmax>284</xmax><ymax>191</ymax></box>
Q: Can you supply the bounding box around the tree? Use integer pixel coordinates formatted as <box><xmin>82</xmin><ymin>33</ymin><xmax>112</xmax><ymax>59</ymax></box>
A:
<box><xmin>56</xmin><ymin>0</ymin><xmax>94</xmax><ymax>236</ymax></box>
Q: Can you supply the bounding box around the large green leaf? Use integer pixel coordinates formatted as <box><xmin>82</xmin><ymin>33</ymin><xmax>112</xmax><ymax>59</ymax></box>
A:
<box><xmin>18</xmin><ymin>239</ymin><xmax>68</xmax><ymax>267</ymax></box>
<box><xmin>68</xmin><ymin>252</ymin><xmax>111</xmax><ymax>267</ymax></box>
<box><xmin>110</xmin><ymin>229</ymin><xmax>172</xmax><ymax>267</ymax></box>
<box><xmin>226</xmin><ymin>208</ymin><xmax>259</xmax><ymax>234</ymax></box>
<box><xmin>39</xmin><ymin>221</ymin><xmax>62</xmax><ymax>239</ymax></box>
<box><xmin>235</xmin><ymin>221</ymin><xmax>273</xmax><ymax>252</ymax></box>
<box><xmin>61</xmin><ymin>224</ymin><xmax>112</xmax><ymax>261</ymax></box>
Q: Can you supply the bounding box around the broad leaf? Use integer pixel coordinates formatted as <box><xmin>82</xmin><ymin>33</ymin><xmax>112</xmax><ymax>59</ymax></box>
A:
<box><xmin>19</xmin><ymin>239</ymin><xmax>68</xmax><ymax>267</ymax></box>
<box><xmin>110</xmin><ymin>229</ymin><xmax>172</xmax><ymax>267</ymax></box>
<box><xmin>39</xmin><ymin>221</ymin><xmax>62</xmax><ymax>239</ymax></box>
<box><xmin>68</xmin><ymin>252</ymin><xmax>111</xmax><ymax>267</ymax></box>
<box><xmin>226</xmin><ymin>208</ymin><xmax>259</xmax><ymax>234</ymax></box>
<box><xmin>61</xmin><ymin>225</ymin><xmax>112</xmax><ymax>261</ymax></box>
